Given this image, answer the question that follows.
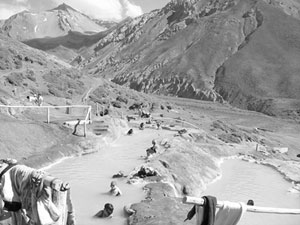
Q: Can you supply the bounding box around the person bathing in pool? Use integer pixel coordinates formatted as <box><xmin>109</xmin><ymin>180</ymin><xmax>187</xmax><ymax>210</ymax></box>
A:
<box><xmin>109</xmin><ymin>181</ymin><xmax>122</xmax><ymax>196</ymax></box>
<box><xmin>94</xmin><ymin>203</ymin><xmax>114</xmax><ymax>218</ymax></box>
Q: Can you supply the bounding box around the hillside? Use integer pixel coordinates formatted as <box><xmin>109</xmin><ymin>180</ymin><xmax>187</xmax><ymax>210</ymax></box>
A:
<box><xmin>0</xmin><ymin>33</ymin><xmax>87</xmax><ymax>104</ymax></box>
<box><xmin>0</xmin><ymin>32</ymin><xmax>175</xmax><ymax>165</ymax></box>
<box><xmin>59</xmin><ymin>0</ymin><xmax>299</xmax><ymax>120</ymax></box>
<box><xmin>0</xmin><ymin>3</ymin><xmax>107</xmax><ymax>41</ymax></box>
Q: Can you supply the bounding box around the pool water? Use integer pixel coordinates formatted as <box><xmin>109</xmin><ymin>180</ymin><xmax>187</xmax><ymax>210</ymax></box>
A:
<box><xmin>47</xmin><ymin>129</ymin><xmax>174</xmax><ymax>225</ymax></box>
<box><xmin>202</xmin><ymin>159</ymin><xmax>300</xmax><ymax>225</ymax></box>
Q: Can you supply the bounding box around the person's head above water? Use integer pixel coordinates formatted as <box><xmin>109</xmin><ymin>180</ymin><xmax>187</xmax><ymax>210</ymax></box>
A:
<box><xmin>104</xmin><ymin>203</ymin><xmax>114</xmax><ymax>213</ymax></box>
<box><xmin>95</xmin><ymin>203</ymin><xmax>114</xmax><ymax>217</ymax></box>
<box><xmin>110</xmin><ymin>181</ymin><xmax>117</xmax><ymax>188</ymax></box>
<box><xmin>247</xmin><ymin>199</ymin><xmax>254</xmax><ymax>206</ymax></box>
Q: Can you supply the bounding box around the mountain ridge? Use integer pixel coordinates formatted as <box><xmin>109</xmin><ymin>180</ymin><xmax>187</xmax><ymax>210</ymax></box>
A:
<box><xmin>0</xmin><ymin>3</ymin><xmax>108</xmax><ymax>41</ymax></box>
<box><xmin>2</xmin><ymin>0</ymin><xmax>300</xmax><ymax>120</ymax></box>
<box><xmin>50</xmin><ymin>3</ymin><xmax>78</xmax><ymax>12</ymax></box>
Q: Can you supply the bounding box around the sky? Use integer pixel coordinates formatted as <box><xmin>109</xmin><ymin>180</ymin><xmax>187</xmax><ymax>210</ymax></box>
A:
<box><xmin>0</xmin><ymin>0</ymin><xmax>170</xmax><ymax>21</ymax></box>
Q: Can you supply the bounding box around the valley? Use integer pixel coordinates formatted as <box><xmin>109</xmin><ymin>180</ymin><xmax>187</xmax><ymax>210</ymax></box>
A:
<box><xmin>0</xmin><ymin>0</ymin><xmax>300</xmax><ymax>225</ymax></box>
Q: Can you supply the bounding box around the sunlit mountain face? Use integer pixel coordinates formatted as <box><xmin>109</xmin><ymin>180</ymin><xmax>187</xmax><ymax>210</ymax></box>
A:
<box><xmin>0</xmin><ymin>3</ymin><xmax>108</xmax><ymax>41</ymax></box>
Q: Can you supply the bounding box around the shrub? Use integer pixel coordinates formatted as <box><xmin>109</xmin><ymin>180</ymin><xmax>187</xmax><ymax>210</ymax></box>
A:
<box><xmin>116</xmin><ymin>96</ymin><xmax>128</xmax><ymax>104</ymax></box>
<box><xmin>129</xmin><ymin>102</ymin><xmax>142</xmax><ymax>110</ymax></box>
<box><xmin>5</xmin><ymin>72</ymin><xmax>24</xmax><ymax>86</ymax></box>
<box><xmin>111</xmin><ymin>101</ymin><xmax>121</xmax><ymax>108</ymax></box>
<box><xmin>26</xmin><ymin>70</ymin><xmax>36</xmax><ymax>82</ymax></box>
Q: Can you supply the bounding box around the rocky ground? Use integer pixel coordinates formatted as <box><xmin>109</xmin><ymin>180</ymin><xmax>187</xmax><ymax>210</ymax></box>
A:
<box><xmin>1</xmin><ymin>1</ymin><xmax>300</xmax><ymax>224</ymax></box>
<box><xmin>0</xmin><ymin>36</ymin><xmax>299</xmax><ymax>222</ymax></box>
<box><xmin>125</xmin><ymin>97</ymin><xmax>300</xmax><ymax>225</ymax></box>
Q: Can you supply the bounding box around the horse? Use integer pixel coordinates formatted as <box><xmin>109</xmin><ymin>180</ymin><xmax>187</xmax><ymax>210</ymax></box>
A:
<box><xmin>27</xmin><ymin>94</ymin><xmax>43</xmax><ymax>106</ymax></box>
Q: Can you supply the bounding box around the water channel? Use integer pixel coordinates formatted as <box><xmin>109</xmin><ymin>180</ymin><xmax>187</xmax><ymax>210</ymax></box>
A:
<box><xmin>202</xmin><ymin>159</ymin><xmax>300</xmax><ymax>225</ymax></box>
<box><xmin>46</xmin><ymin>128</ymin><xmax>174</xmax><ymax>225</ymax></box>
<box><xmin>47</xmin><ymin>128</ymin><xmax>300</xmax><ymax>225</ymax></box>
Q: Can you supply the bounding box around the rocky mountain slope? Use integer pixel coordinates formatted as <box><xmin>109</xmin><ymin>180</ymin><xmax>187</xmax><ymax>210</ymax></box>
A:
<box><xmin>0</xmin><ymin>32</ymin><xmax>87</xmax><ymax>167</ymax></box>
<box><xmin>4</xmin><ymin>0</ymin><xmax>300</xmax><ymax>119</ymax></box>
<box><xmin>0</xmin><ymin>3</ymin><xmax>107</xmax><ymax>41</ymax></box>
<box><xmin>0</xmin><ymin>32</ymin><xmax>168</xmax><ymax>166</ymax></box>
<box><xmin>0</xmin><ymin>30</ymin><xmax>173</xmax><ymax>156</ymax></box>
<box><xmin>0</xmin><ymin>33</ymin><xmax>87</xmax><ymax>106</ymax></box>
<box><xmin>6</xmin><ymin>3</ymin><xmax>117</xmax><ymax>63</ymax></box>
<box><xmin>68</xmin><ymin>0</ymin><xmax>300</xmax><ymax>119</ymax></box>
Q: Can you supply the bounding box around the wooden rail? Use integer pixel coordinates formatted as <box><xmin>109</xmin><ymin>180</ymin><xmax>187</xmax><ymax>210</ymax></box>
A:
<box><xmin>0</xmin><ymin>105</ymin><xmax>90</xmax><ymax>108</ymax></box>
<box><xmin>153</xmin><ymin>116</ymin><xmax>201</xmax><ymax>130</ymax></box>
<box><xmin>0</xmin><ymin>104</ymin><xmax>92</xmax><ymax>137</ymax></box>
<box><xmin>124</xmin><ymin>114</ymin><xmax>201</xmax><ymax>130</ymax></box>
<box><xmin>183</xmin><ymin>196</ymin><xmax>300</xmax><ymax>215</ymax></box>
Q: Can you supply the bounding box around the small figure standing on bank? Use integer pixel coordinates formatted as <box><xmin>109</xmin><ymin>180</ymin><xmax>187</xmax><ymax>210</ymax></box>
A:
<box><xmin>146</xmin><ymin>139</ymin><xmax>158</xmax><ymax>158</ymax></box>
<box><xmin>127</xmin><ymin>128</ymin><xmax>133</xmax><ymax>135</ymax></box>
<box><xmin>37</xmin><ymin>94</ymin><xmax>43</xmax><ymax>106</ymax></box>
<box><xmin>139</xmin><ymin>122</ymin><xmax>145</xmax><ymax>130</ymax></box>
<box><xmin>109</xmin><ymin>181</ymin><xmax>122</xmax><ymax>196</ymax></box>
<box><xmin>156</xmin><ymin>122</ymin><xmax>161</xmax><ymax>130</ymax></box>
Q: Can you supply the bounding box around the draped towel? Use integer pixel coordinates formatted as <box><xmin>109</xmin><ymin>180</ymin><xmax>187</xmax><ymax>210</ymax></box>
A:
<box><xmin>1</xmin><ymin>164</ymin><xmax>73</xmax><ymax>225</ymax></box>
<box><xmin>214</xmin><ymin>201</ymin><xmax>247</xmax><ymax>225</ymax></box>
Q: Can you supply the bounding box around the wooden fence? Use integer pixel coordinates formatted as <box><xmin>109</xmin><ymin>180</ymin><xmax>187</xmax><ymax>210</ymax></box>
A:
<box><xmin>0</xmin><ymin>105</ymin><xmax>92</xmax><ymax>137</ymax></box>
<box><xmin>153</xmin><ymin>116</ymin><xmax>201</xmax><ymax>130</ymax></box>
<box><xmin>183</xmin><ymin>196</ymin><xmax>300</xmax><ymax>215</ymax></box>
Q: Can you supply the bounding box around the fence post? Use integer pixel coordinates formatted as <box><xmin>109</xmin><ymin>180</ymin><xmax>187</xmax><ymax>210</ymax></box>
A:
<box><xmin>47</xmin><ymin>107</ymin><xmax>50</xmax><ymax>123</ymax></box>
<box><xmin>84</xmin><ymin>121</ymin><xmax>87</xmax><ymax>137</ymax></box>
<box><xmin>89</xmin><ymin>107</ymin><xmax>92</xmax><ymax>122</ymax></box>
<box><xmin>66</xmin><ymin>100</ymin><xmax>72</xmax><ymax>114</ymax></box>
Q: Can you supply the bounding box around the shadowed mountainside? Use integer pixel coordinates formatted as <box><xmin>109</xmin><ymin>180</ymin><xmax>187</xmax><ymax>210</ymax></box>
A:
<box><xmin>23</xmin><ymin>31</ymin><xmax>109</xmax><ymax>63</ymax></box>
<box><xmin>214</xmin><ymin>1</ymin><xmax>300</xmax><ymax>118</ymax></box>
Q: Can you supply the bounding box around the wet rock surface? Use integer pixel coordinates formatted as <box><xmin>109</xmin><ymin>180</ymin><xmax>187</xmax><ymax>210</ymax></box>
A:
<box><xmin>124</xmin><ymin>97</ymin><xmax>300</xmax><ymax>225</ymax></box>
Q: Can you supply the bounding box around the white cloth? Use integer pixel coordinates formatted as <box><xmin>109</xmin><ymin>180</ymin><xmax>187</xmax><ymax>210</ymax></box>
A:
<box><xmin>0</xmin><ymin>164</ymin><xmax>71</xmax><ymax>225</ymax></box>
<box><xmin>34</xmin><ymin>186</ymin><xmax>61</xmax><ymax>225</ymax></box>
<box><xmin>215</xmin><ymin>201</ymin><xmax>247</xmax><ymax>225</ymax></box>
<box><xmin>0</xmin><ymin>170</ymin><xmax>15</xmax><ymax>202</ymax></box>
